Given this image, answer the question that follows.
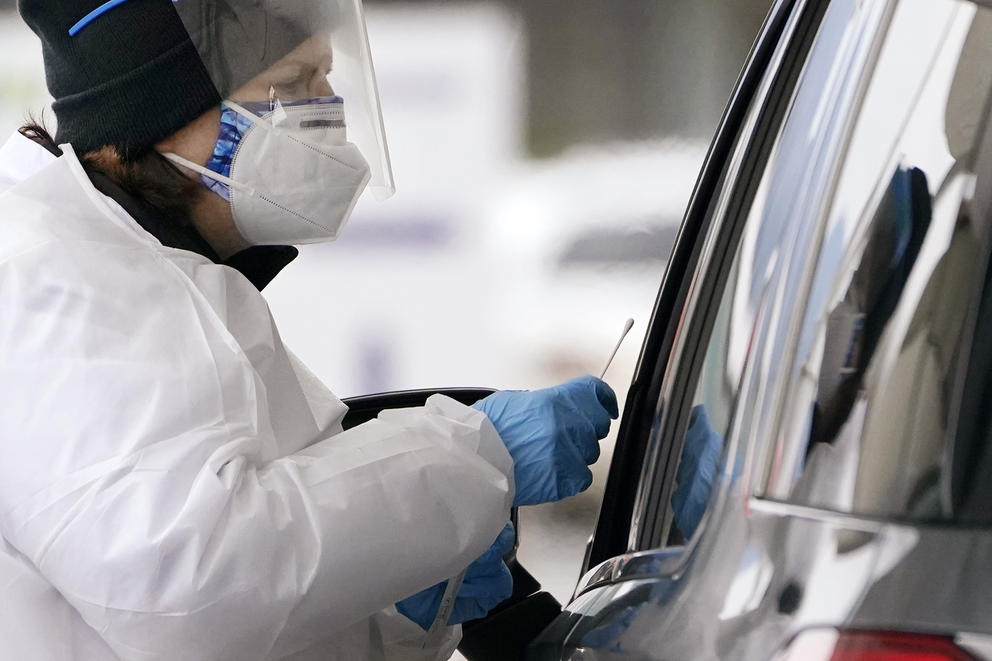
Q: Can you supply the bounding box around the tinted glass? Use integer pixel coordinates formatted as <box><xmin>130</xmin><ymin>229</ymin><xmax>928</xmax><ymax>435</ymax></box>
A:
<box><xmin>635</xmin><ymin>0</ymin><xmax>857</xmax><ymax>549</ymax></box>
<box><xmin>664</xmin><ymin>253</ymin><xmax>748</xmax><ymax>543</ymax></box>
<box><xmin>762</xmin><ymin>0</ymin><xmax>992</xmax><ymax>523</ymax></box>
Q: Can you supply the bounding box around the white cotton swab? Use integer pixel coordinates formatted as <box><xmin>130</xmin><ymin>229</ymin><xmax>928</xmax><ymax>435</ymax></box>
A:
<box><xmin>421</xmin><ymin>568</ymin><xmax>467</xmax><ymax>649</ymax></box>
<box><xmin>600</xmin><ymin>318</ymin><xmax>635</xmax><ymax>380</ymax></box>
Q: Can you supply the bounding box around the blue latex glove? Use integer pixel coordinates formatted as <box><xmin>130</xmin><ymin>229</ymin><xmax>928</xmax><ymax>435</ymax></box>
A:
<box><xmin>671</xmin><ymin>405</ymin><xmax>723</xmax><ymax>539</ymax></box>
<box><xmin>396</xmin><ymin>522</ymin><xmax>515</xmax><ymax>630</ymax></box>
<box><xmin>472</xmin><ymin>375</ymin><xmax>619</xmax><ymax>507</ymax></box>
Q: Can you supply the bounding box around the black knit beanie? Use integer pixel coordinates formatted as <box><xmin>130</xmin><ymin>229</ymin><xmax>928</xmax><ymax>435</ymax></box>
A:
<box><xmin>18</xmin><ymin>0</ymin><xmax>221</xmax><ymax>156</ymax></box>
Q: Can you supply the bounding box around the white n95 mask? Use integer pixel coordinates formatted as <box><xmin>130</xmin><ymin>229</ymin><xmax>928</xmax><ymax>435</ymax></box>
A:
<box><xmin>165</xmin><ymin>96</ymin><xmax>372</xmax><ymax>246</ymax></box>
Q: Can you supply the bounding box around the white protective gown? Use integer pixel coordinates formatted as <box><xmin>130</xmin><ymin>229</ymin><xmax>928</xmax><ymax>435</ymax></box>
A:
<box><xmin>0</xmin><ymin>132</ymin><xmax>514</xmax><ymax>661</ymax></box>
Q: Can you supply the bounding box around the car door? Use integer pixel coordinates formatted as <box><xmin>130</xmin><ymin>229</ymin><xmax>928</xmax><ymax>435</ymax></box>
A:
<box><xmin>529</xmin><ymin>0</ymin><xmax>992</xmax><ymax>658</ymax></box>
<box><xmin>522</xmin><ymin>0</ymin><xmax>907</xmax><ymax>656</ymax></box>
<box><xmin>583</xmin><ymin>0</ymin><xmax>813</xmax><ymax>572</ymax></box>
<box><xmin>517</xmin><ymin>0</ymin><xmax>832</xmax><ymax>656</ymax></box>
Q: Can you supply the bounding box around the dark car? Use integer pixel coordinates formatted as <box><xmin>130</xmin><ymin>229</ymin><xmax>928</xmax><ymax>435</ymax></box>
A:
<box><xmin>352</xmin><ymin>0</ymin><xmax>992</xmax><ymax>658</ymax></box>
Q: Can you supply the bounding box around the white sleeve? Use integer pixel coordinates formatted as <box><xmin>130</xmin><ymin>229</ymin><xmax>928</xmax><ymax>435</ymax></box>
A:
<box><xmin>265</xmin><ymin>394</ymin><xmax>513</xmax><ymax>660</ymax></box>
<box><xmin>276</xmin><ymin>608</ymin><xmax>462</xmax><ymax>661</ymax></box>
<box><xmin>0</xmin><ymin>242</ymin><xmax>513</xmax><ymax>661</ymax></box>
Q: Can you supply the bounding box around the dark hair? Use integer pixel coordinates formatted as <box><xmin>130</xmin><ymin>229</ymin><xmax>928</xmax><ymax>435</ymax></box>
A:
<box><xmin>18</xmin><ymin>119</ymin><xmax>203</xmax><ymax>228</ymax></box>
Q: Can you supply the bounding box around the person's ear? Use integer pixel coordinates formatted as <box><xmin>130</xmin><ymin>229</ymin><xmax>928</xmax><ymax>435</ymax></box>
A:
<box><xmin>154</xmin><ymin>106</ymin><xmax>222</xmax><ymax>168</ymax></box>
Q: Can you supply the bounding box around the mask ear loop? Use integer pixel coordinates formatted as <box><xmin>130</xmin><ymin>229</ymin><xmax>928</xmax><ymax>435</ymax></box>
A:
<box><xmin>161</xmin><ymin>96</ymin><xmax>303</xmax><ymax>193</ymax></box>
<box><xmin>160</xmin><ymin>101</ymin><xmax>269</xmax><ymax>195</ymax></box>
<box><xmin>161</xmin><ymin>152</ymin><xmax>256</xmax><ymax>198</ymax></box>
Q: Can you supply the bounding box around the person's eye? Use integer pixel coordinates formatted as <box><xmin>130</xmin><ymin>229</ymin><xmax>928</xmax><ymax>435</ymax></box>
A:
<box><xmin>272</xmin><ymin>80</ymin><xmax>303</xmax><ymax>95</ymax></box>
<box><xmin>274</xmin><ymin>67</ymin><xmax>325</xmax><ymax>100</ymax></box>
<box><xmin>272</xmin><ymin>78</ymin><xmax>308</xmax><ymax>100</ymax></box>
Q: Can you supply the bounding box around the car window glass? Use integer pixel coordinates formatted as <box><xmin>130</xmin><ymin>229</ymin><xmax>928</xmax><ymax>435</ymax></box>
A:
<box><xmin>664</xmin><ymin>254</ymin><xmax>746</xmax><ymax>544</ymax></box>
<box><xmin>635</xmin><ymin>0</ymin><xmax>871</xmax><ymax>550</ymax></box>
<box><xmin>761</xmin><ymin>0</ymin><xmax>992</xmax><ymax>523</ymax></box>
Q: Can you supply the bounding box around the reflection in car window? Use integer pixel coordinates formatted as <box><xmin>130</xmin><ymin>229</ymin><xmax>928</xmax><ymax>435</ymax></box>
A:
<box><xmin>808</xmin><ymin>166</ymin><xmax>932</xmax><ymax>448</ymax></box>
<box><xmin>643</xmin><ymin>0</ymin><xmax>851</xmax><ymax>548</ymax></box>
<box><xmin>764</xmin><ymin>0</ymin><xmax>992</xmax><ymax>523</ymax></box>
<box><xmin>641</xmin><ymin>0</ymin><xmax>899</xmax><ymax>549</ymax></box>
<box><xmin>667</xmin><ymin>258</ymin><xmax>742</xmax><ymax>543</ymax></box>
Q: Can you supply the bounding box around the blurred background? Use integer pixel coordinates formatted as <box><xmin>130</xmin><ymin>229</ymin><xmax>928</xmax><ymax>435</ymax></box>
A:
<box><xmin>0</xmin><ymin>0</ymin><xmax>771</xmax><ymax>609</ymax></box>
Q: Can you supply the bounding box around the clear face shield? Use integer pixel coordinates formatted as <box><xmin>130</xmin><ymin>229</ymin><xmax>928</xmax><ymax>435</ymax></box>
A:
<box><xmin>169</xmin><ymin>0</ymin><xmax>394</xmax><ymax>245</ymax></box>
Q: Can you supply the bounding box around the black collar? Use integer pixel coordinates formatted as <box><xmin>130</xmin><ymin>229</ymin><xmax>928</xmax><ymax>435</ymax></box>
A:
<box><xmin>29</xmin><ymin>134</ymin><xmax>298</xmax><ymax>291</ymax></box>
<box><xmin>87</xmin><ymin>169</ymin><xmax>298</xmax><ymax>291</ymax></box>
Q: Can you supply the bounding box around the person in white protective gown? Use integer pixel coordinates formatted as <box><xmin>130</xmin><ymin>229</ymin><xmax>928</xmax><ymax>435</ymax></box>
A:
<box><xmin>0</xmin><ymin>0</ymin><xmax>619</xmax><ymax>660</ymax></box>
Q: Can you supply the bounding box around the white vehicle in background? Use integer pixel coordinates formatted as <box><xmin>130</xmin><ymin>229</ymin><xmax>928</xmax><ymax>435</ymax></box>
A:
<box><xmin>477</xmin><ymin>140</ymin><xmax>706</xmax><ymax>608</ymax></box>
<box><xmin>480</xmin><ymin>140</ymin><xmax>705</xmax><ymax>389</ymax></box>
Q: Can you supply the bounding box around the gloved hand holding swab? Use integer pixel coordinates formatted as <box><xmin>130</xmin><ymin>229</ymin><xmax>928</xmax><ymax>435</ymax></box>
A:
<box><xmin>600</xmin><ymin>318</ymin><xmax>635</xmax><ymax>380</ymax></box>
